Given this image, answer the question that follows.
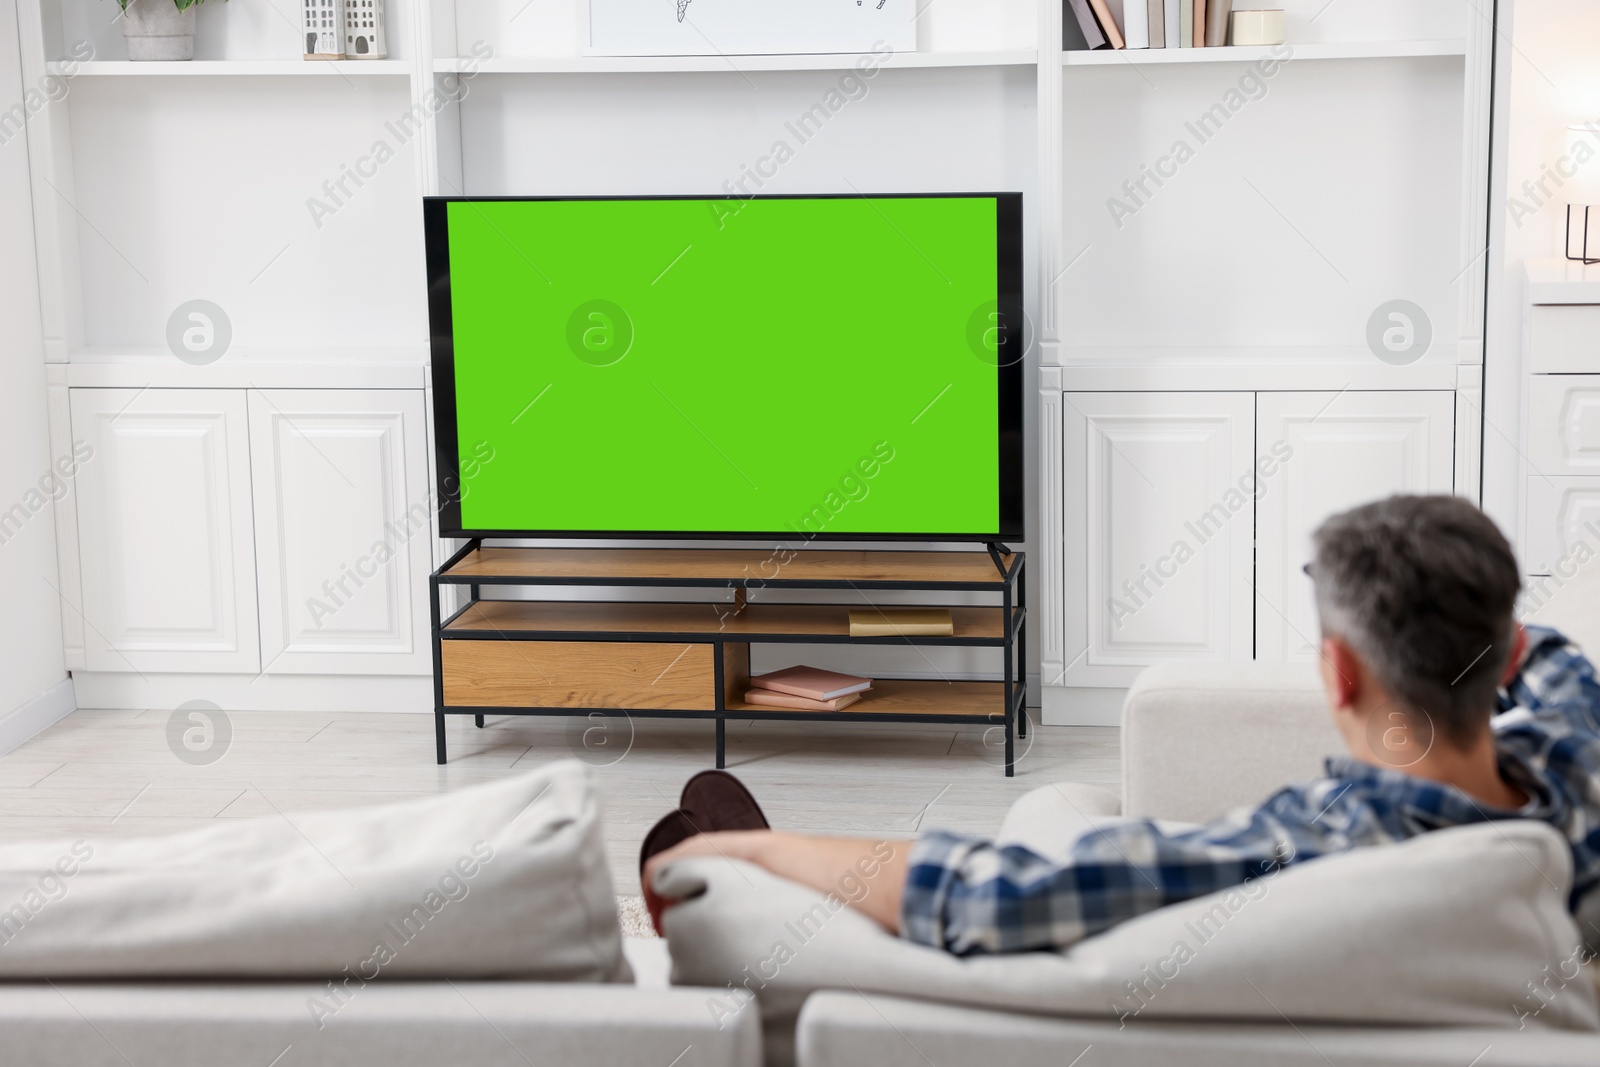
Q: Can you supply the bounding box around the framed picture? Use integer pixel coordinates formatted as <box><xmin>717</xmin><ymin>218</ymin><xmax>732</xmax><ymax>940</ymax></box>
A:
<box><xmin>585</xmin><ymin>0</ymin><xmax>915</xmax><ymax>56</ymax></box>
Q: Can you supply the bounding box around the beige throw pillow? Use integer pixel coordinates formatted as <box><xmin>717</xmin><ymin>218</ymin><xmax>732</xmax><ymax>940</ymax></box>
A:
<box><xmin>0</xmin><ymin>760</ymin><xmax>629</xmax><ymax>983</ymax></box>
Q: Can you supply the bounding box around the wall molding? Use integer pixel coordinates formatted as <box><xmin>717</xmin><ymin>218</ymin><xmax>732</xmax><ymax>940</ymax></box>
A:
<box><xmin>0</xmin><ymin>678</ymin><xmax>75</xmax><ymax>756</ymax></box>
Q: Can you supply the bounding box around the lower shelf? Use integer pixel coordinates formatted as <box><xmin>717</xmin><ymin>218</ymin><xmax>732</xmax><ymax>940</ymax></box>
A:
<box><xmin>725</xmin><ymin>679</ymin><xmax>1006</xmax><ymax>719</ymax></box>
<box><xmin>440</xmin><ymin>678</ymin><xmax>1015</xmax><ymax>722</ymax></box>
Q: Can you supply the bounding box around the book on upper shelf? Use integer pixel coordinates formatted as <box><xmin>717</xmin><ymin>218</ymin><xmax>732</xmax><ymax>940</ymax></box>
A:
<box><xmin>1193</xmin><ymin>0</ymin><xmax>1207</xmax><ymax>47</ymax></box>
<box><xmin>1085</xmin><ymin>0</ymin><xmax>1126</xmax><ymax>48</ymax></box>
<box><xmin>751</xmin><ymin>665</ymin><xmax>873</xmax><ymax>701</ymax></box>
<box><xmin>743</xmin><ymin>688</ymin><xmax>863</xmax><ymax>712</ymax></box>
<box><xmin>1205</xmin><ymin>0</ymin><xmax>1231</xmax><ymax>45</ymax></box>
<box><xmin>848</xmin><ymin>608</ymin><xmax>955</xmax><ymax>638</ymax></box>
<box><xmin>1163</xmin><ymin>0</ymin><xmax>1180</xmax><ymax>48</ymax></box>
<box><xmin>1120</xmin><ymin>0</ymin><xmax>1150</xmax><ymax>48</ymax></box>
<box><xmin>1147</xmin><ymin>0</ymin><xmax>1165</xmax><ymax>48</ymax></box>
<box><xmin>1064</xmin><ymin>0</ymin><xmax>1109</xmax><ymax>50</ymax></box>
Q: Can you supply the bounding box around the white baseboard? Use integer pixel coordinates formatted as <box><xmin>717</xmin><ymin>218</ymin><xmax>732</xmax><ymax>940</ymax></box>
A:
<box><xmin>1041</xmin><ymin>685</ymin><xmax>1125</xmax><ymax>727</ymax></box>
<box><xmin>71</xmin><ymin>673</ymin><xmax>433</xmax><ymax>713</ymax></box>
<box><xmin>0</xmin><ymin>678</ymin><xmax>76</xmax><ymax>755</ymax></box>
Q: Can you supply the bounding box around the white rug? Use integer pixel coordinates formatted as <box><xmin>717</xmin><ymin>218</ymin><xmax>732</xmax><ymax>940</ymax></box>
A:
<box><xmin>617</xmin><ymin>894</ymin><xmax>658</xmax><ymax>939</ymax></box>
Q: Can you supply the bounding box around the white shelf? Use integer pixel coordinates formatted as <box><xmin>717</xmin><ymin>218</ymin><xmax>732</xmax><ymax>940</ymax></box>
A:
<box><xmin>1062</xmin><ymin>39</ymin><xmax>1466</xmax><ymax>66</ymax></box>
<box><xmin>62</xmin><ymin>346</ymin><xmax>429</xmax><ymax>389</ymax></box>
<box><xmin>1055</xmin><ymin>346</ymin><xmax>1460</xmax><ymax>391</ymax></box>
<box><xmin>433</xmin><ymin>50</ymin><xmax>1037</xmax><ymax>75</ymax></box>
<box><xmin>45</xmin><ymin>60</ymin><xmax>412</xmax><ymax>77</ymax></box>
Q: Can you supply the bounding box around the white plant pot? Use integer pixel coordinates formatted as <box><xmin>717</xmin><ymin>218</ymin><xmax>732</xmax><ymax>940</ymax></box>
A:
<box><xmin>120</xmin><ymin>0</ymin><xmax>197</xmax><ymax>62</ymax></box>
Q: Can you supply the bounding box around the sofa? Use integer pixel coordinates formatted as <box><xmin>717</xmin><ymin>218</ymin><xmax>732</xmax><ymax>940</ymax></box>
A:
<box><xmin>4</xmin><ymin>652</ymin><xmax>1598</xmax><ymax>1066</ymax></box>
<box><xmin>0</xmin><ymin>761</ymin><xmax>761</xmax><ymax>1067</ymax></box>
<box><xmin>658</xmin><ymin>659</ymin><xmax>1600</xmax><ymax>1067</ymax></box>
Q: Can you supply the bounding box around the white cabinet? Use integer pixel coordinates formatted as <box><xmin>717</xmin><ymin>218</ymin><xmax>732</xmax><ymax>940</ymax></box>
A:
<box><xmin>69</xmin><ymin>388</ymin><xmax>260</xmax><ymax>673</ymax></box>
<box><xmin>1062</xmin><ymin>392</ymin><xmax>1255</xmax><ymax>686</ymax></box>
<box><xmin>1053</xmin><ymin>388</ymin><xmax>1456</xmax><ymax>694</ymax></box>
<box><xmin>68</xmin><ymin>385</ymin><xmax>434</xmax><ymax>679</ymax></box>
<box><xmin>1254</xmin><ymin>391</ymin><xmax>1456</xmax><ymax>661</ymax></box>
<box><xmin>248</xmin><ymin>390</ymin><xmax>433</xmax><ymax>675</ymax></box>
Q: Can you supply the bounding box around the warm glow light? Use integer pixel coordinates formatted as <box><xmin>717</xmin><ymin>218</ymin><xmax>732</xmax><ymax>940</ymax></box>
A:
<box><xmin>1563</xmin><ymin>124</ymin><xmax>1600</xmax><ymax>204</ymax></box>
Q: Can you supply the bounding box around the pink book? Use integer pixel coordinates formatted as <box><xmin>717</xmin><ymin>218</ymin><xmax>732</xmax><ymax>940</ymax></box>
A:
<box><xmin>743</xmin><ymin>688</ymin><xmax>863</xmax><ymax>712</ymax></box>
<box><xmin>751</xmin><ymin>666</ymin><xmax>872</xmax><ymax>702</ymax></box>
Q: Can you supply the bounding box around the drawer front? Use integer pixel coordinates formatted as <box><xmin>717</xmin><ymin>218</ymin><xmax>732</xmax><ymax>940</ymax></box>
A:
<box><xmin>1523</xmin><ymin>477</ymin><xmax>1600</xmax><ymax>575</ymax></box>
<box><xmin>441</xmin><ymin>640</ymin><xmax>715</xmax><ymax>709</ymax></box>
<box><xmin>1530</xmin><ymin>305</ymin><xmax>1600</xmax><ymax>373</ymax></box>
<box><xmin>1527</xmin><ymin>376</ymin><xmax>1600</xmax><ymax>474</ymax></box>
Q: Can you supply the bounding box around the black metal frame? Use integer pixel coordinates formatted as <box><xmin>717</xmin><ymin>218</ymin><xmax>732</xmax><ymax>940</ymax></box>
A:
<box><xmin>430</xmin><ymin>542</ymin><xmax>1028</xmax><ymax>775</ymax></box>
<box><xmin>422</xmin><ymin>193</ymin><xmax>1026</xmax><ymax>543</ymax></box>
<box><xmin>1567</xmin><ymin>204</ymin><xmax>1600</xmax><ymax>265</ymax></box>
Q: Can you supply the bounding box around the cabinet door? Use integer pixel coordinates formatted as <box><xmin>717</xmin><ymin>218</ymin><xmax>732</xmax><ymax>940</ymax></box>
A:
<box><xmin>248</xmin><ymin>390</ymin><xmax>432</xmax><ymax>675</ymax></box>
<box><xmin>1063</xmin><ymin>392</ymin><xmax>1255</xmax><ymax>687</ymax></box>
<box><xmin>1255</xmin><ymin>391</ymin><xmax>1455</xmax><ymax>661</ymax></box>
<box><xmin>70</xmin><ymin>388</ymin><xmax>260</xmax><ymax>673</ymax></box>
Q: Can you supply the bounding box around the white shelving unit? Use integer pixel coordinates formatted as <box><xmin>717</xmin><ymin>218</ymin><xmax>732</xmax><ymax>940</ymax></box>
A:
<box><xmin>14</xmin><ymin>0</ymin><xmax>1496</xmax><ymax>720</ymax></box>
<box><xmin>45</xmin><ymin>59</ymin><xmax>412</xmax><ymax>75</ymax></box>
<box><xmin>1061</xmin><ymin>38</ymin><xmax>1467</xmax><ymax>65</ymax></box>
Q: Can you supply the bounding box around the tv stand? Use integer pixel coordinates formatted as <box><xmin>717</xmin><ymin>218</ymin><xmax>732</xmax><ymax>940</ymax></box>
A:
<box><xmin>429</xmin><ymin>543</ymin><xmax>1027</xmax><ymax>775</ymax></box>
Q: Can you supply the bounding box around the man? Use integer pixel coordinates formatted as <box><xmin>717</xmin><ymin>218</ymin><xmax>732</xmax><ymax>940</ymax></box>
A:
<box><xmin>645</xmin><ymin>495</ymin><xmax>1600</xmax><ymax>954</ymax></box>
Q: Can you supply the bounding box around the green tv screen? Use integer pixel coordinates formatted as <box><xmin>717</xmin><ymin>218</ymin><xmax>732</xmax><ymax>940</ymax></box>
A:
<box><xmin>425</xmin><ymin>195</ymin><xmax>1023</xmax><ymax>540</ymax></box>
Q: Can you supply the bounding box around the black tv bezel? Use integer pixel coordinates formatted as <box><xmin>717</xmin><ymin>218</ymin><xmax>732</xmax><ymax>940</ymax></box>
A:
<box><xmin>424</xmin><ymin>192</ymin><xmax>1025</xmax><ymax>544</ymax></box>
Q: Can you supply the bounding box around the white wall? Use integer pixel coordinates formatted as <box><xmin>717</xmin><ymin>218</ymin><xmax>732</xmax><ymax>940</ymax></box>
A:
<box><xmin>459</xmin><ymin>64</ymin><xmax>1040</xmax><ymax>685</ymax></box>
<box><xmin>0</xmin><ymin>0</ymin><xmax>70</xmax><ymax>743</ymax></box>
<box><xmin>1484</xmin><ymin>0</ymin><xmax>1600</xmax><ymax>548</ymax></box>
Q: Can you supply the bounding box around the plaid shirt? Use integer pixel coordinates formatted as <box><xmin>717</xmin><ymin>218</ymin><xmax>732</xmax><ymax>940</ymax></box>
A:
<box><xmin>901</xmin><ymin>626</ymin><xmax>1600</xmax><ymax>955</ymax></box>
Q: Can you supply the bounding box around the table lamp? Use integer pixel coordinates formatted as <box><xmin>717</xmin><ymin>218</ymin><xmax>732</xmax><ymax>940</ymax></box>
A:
<box><xmin>1566</xmin><ymin>124</ymin><xmax>1600</xmax><ymax>264</ymax></box>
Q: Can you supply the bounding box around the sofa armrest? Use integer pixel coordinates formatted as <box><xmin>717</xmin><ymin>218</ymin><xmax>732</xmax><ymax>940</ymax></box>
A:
<box><xmin>1122</xmin><ymin>661</ymin><xmax>1341</xmax><ymax>823</ymax></box>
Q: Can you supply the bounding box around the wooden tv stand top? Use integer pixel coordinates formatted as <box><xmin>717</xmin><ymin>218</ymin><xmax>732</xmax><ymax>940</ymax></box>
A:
<box><xmin>439</xmin><ymin>546</ymin><xmax>1019</xmax><ymax>588</ymax></box>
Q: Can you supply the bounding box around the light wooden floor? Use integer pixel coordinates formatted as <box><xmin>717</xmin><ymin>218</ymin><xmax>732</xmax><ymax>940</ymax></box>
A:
<box><xmin>0</xmin><ymin>709</ymin><xmax>1118</xmax><ymax>895</ymax></box>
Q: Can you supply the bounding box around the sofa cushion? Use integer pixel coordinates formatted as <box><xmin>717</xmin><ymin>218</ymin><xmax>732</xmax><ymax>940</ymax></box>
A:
<box><xmin>996</xmin><ymin>783</ymin><xmax>1124</xmax><ymax>861</ymax></box>
<box><xmin>0</xmin><ymin>982</ymin><xmax>761</xmax><ymax>1067</ymax></box>
<box><xmin>657</xmin><ymin>821</ymin><xmax>1598</xmax><ymax>1067</ymax></box>
<box><xmin>796</xmin><ymin>991</ymin><xmax>1600</xmax><ymax>1067</ymax></box>
<box><xmin>1122</xmin><ymin>661</ymin><xmax>1339</xmax><ymax>822</ymax></box>
<box><xmin>0</xmin><ymin>760</ymin><xmax>629</xmax><ymax>982</ymax></box>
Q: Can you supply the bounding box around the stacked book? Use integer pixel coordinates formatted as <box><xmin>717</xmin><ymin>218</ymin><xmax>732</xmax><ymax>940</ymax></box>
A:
<box><xmin>1066</xmin><ymin>0</ymin><xmax>1234</xmax><ymax>50</ymax></box>
<box><xmin>744</xmin><ymin>666</ymin><xmax>872</xmax><ymax>712</ymax></box>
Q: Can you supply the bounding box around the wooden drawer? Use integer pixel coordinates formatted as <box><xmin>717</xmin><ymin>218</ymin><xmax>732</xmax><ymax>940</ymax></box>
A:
<box><xmin>1530</xmin><ymin>305</ymin><xmax>1600</xmax><ymax>372</ymax></box>
<box><xmin>1528</xmin><ymin>376</ymin><xmax>1600</xmax><ymax>474</ymax></box>
<box><xmin>441</xmin><ymin>640</ymin><xmax>715</xmax><ymax>709</ymax></box>
<box><xmin>1524</xmin><ymin>477</ymin><xmax>1600</xmax><ymax>574</ymax></box>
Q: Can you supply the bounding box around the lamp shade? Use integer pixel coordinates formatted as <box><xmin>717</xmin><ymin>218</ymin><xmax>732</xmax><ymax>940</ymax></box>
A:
<box><xmin>1564</xmin><ymin>125</ymin><xmax>1600</xmax><ymax>205</ymax></box>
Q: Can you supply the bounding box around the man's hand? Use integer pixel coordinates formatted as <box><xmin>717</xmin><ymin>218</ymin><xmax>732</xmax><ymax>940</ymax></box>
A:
<box><xmin>642</xmin><ymin>830</ymin><xmax>910</xmax><ymax>933</ymax></box>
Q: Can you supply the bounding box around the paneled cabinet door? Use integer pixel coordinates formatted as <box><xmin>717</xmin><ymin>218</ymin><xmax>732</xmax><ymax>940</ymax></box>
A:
<box><xmin>1062</xmin><ymin>392</ymin><xmax>1256</xmax><ymax>687</ymax></box>
<box><xmin>1255</xmin><ymin>391</ymin><xmax>1455</xmax><ymax>662</ymax></box>
<box><xmin>248</xmin><ymin>390</ymin><xmax>432</xmax><ymax>675</ymax></box>
<box><xmin>69</xmin><ymin>388</ymin><xmax>260</xmax><ymax>673</ymax></box>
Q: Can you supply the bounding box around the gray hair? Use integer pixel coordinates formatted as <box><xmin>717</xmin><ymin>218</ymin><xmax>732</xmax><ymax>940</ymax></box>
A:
<box><xmin>1311</xmin><ymin>495</ymin><xmax>1521</xmax><ymax>748</ymax></box>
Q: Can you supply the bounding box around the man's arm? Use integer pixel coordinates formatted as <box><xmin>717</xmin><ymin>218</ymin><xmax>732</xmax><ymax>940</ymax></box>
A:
<box><xmin>1499</xmin><ymin>625</ymin><xmax>1600</xmax><ymax>734</ymax></box>
<box><xmin>643</xmin><ymin>831</ymin><xmax>910</xmax><ymax>932</ymax></box>
<box><xmin>646</xmin><ymin>777</ymin><xmax>1366</xmax><ymax>956</ymax></box>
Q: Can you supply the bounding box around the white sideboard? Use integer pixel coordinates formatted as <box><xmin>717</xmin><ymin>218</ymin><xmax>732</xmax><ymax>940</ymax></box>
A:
<box><xmin>1520</xmin><ymin>260</ymin><xmax>1600</xmax><ymax>604</ymax></box>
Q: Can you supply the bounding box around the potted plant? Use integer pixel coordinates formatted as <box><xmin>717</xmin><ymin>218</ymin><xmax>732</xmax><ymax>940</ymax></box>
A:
<box><xmin>113</xmin><ymin>0</ymin><xmax>219</xmax><ymax>62</ymax></box>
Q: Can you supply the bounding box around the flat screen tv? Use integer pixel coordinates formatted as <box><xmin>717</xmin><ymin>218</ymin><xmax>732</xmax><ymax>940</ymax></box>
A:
<box><xmin>424</xmin><ymin>194</ymin><xmax>1023</xmax><ymax>542</ymax></box>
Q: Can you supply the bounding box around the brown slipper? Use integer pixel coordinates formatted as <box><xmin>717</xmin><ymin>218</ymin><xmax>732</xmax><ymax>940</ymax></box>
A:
<box><xmin>678</xmin><ymin>769</ymin><xmax>770</xmax><ymax>833</ymax></box>
<box><xmin>639</xmin><ymin>808</ymin><xmax>700</xmax><ymax>936</ymax></box>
